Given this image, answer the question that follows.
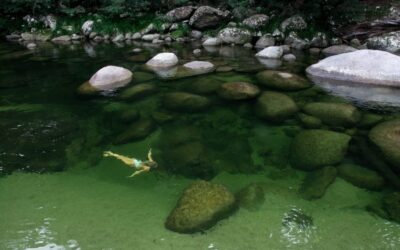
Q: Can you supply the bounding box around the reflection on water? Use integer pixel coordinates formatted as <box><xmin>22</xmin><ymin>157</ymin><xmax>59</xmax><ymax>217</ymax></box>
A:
<box><xmin>309</xmin><ymin>74</ymin><xmax>400</xmax><ymax>111</ymax></box>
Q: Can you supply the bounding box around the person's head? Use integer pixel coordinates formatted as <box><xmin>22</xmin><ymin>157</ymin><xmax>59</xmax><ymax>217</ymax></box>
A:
<box><xmin>144</xmin><ymin>160</ymin><xmax>158</xmax><ymax>169</ymax></box>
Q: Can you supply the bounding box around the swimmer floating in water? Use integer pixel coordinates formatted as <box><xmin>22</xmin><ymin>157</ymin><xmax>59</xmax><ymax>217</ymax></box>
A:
<box><xmin>103</xmin><ymin>149</ymin><xmax>157</xmax><ymax>177</ymax></box>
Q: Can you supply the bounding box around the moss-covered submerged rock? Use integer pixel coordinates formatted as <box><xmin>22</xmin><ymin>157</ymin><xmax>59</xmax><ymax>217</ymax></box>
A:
<box><xmin>369</xmin><ymin>120</ymin><xmax>400</xmax><ymax>169</ymax></box>
<box><xmin>299</xmin><ymin>166</ymin><xmax>337</xmax><ymax>200</ymax></box>
<box><xmin>255</xmin><ymin>91</ymin><xmax>299</xmax><ymax>122</ymax></box>
<box><xmin>290</xmin><ymin>130</ymin><xmax>351</xmax><ymax>170</ymax></box>
<box><xmin>165</xmin><ymin>180</ymin><xmax>237</xmax><ymax>233</ymax></box>
<box><xmin>236</xmin><ymin>183</ymin><xmax>265</xmax><ymax>211</ymax></box>
<box><xmin>256</xmin><ymin>70</ymin><xmax>312</xmax><ymax>91</ymax></box>
<box><xmin>163</xmin><ymin>92</ymin><xmax>211</xmax><ymax>112</ymax></box>
<box><xmin>297</xmin><ymin>113</ymin><xmax>322</xmax><ymax>129</ymax></box>
<box><xmin>218</xmin><ymin>82</ymin><xmax>260</xmax><ymax>100</ymax></box>
<box><xmin>119</xmin><ymin>83</ymin><xmax>157</xmax><ymax>101</ymax></box>
<box><xmin>113</xmin><ymin>118</ymin><xmax>156</xmax><ymax>145</ymax></box>
<box><xmin>303</xmin><ymin>102</ymin><xmax>361</xmax><ymax>127</ymax></box>
<box><xmin>338</xmin><ymin>164</ymin><xmax>385</xmax><ymax>191</ymax></box>
<box><xmin>383</xmin><ymin>192</ymin><xmax>400</xmax><ymax>223</ymax></box>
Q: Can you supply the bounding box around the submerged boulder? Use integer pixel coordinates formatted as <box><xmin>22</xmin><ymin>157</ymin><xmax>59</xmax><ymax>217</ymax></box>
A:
<box><xmin>369</xmin><ymin>120</ymin><xmax>400</xmax><ymax>168</ymax></box>
<box><xmin>165</xmin><ymin>180</ymin><xmax>237</xmax><ymax>233</ymax></box>
<box><xmin>203</xmin><ymin>37</ymin><xmax>222</xmax><ymax>46</ymax></box>
<box><xmin>306</xmin><ymin>50</ymin><xmax>400</xmax><ymax>88</ymax></box>
<box><xmin>119</xmin><ymin>83</ymin><xmax>157</xmax><ymax>101</ymax></box>
<box><xmin>338</xmin><ymin>164</ymin><xmax>385</xmax><ymax>191</ymax></box>
<box><xmin>300</xmin><ymin>166</ymin><xmax>337</xmax><ymax>200</ymax></box>
<box><xmin>183</xmin><ymin>61</ymin><xmax>215</xmax><ymax>74</ymax></box>
<box><xmin>146</xmin><ymin>52</ymin><xmax>178</xmax><ymax>68</ymax></box>
<box><xmin>290</xmin><ymin>130</ymin><xmax>351</xmax><ymax>170</ymax></box>
<box><xmin>302</xmin><ymin>102</ymin><xmax>361</xmax><ymax>127</ymax></box>
<box><xmin>163</xmin><ymin>92</ymin><xmax>211</xmax><ymax>112</ymax></box>
<box><xmin>236</xmin><ymin>183</ymin><xmax>265</xmax><ymax>211</ymax></box>
<box><xmin>86</xmin><ymin>65</ymin><xmax>133</xmax><ymax>91</ymax></box>
<box><xmin>113</xmin><ymin>119</ymin><xmax>156</xmax><ymax>145</ymax></box>
<box><xmin>255</xmin><ymin>91</ymin><xmax>298</xmax><ymax>122</ymax></box>
<box><xmin>218</xmin><ymin>27</ymin><xmax>251</xmax><ymax>45</ymax></box>
<box><xmin>218</xmin><ymin>82</ymin><xmax>260</xmax><ymax>100</ymax></box>
<box><xmin>189</xmin><ymin>6</ymin><xmax>230</xmax><ymax>30</ymax></box>
<box><xmin>243</xmin><ymin>14</ymin><xmax>269</xmax><ymax>29</ymax></box>
<box><xmin>383</xmin><ymin>192</ymin><xmax>400</xmax><ymax>223</ymax></box>
<box><xmin>256</xmin><ymin>70</ymin><xmax>311</xmax><ymax>91</ymax></box>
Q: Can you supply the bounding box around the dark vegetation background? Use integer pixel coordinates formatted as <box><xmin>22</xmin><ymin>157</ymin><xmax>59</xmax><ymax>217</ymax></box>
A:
<box><xmin>0</xmin><ymin>0</ymin><xmax>392</xmax><ymax>35</ymax></box>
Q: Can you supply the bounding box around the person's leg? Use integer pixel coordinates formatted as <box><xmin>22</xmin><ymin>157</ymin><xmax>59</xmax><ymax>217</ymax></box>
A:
<box><xmin>104</xmin><ymin>151</ymin><xmax>134</xmax><ymax>166</ymax></box>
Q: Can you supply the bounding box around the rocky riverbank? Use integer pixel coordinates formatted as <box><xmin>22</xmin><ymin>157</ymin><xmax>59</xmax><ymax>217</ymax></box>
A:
<box><xmin>3</xmin><ymin>4</ymin><xmax>400</xmax><ymax>54</ymax></box>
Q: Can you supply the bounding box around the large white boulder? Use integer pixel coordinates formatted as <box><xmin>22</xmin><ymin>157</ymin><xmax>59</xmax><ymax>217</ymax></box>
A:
<box><xmin>306</xmin><ymin>50</ymin><xmax>400</xmax><ymax>87</ymax></box>
<box><xmin>89</xmin><ymin>65</ymin><xmax>133</xmax><ymax>90</ymax></box>
<box><xmin>146</xmin><ymin>52</ymin><xmax>179</xmax><ymax>68</ymax></box>
<box><xmin>256</xmin><ymin>46</ymin><xmax>283</xmax><ymax>59</ymax></box>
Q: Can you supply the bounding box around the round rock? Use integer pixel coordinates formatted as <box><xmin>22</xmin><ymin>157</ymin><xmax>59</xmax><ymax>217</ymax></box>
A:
<box><xmin>146</xmin><ymin>52</ymin><xmax>178</xmax><ymax>68</ymax></box>
<box><xmin>88</xmin><ymin>65</ymin><xmax>133</xmax><ymax>91</ymax></box>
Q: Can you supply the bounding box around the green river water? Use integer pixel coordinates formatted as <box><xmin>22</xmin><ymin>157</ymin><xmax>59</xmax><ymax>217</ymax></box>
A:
<box><xmin>0</xmin><ymin>41</ymin><xmax>399</xmax><ymax>250</ymax></box>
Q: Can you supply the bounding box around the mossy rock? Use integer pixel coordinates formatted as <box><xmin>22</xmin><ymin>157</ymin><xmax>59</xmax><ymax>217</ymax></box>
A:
<box><xmin>369</xmin><ymin>120</ymin><xmax>400</xmax><ymax>169</ymax></box>
<box><xmin>113</xmin><ymin>119</ymin><xmax>156</xmax><ymax>145</ymax></box>
<box><xmin>163</xmin><ymin>92</ymin><xmax>211</xmax><ymax>112</ymax></box>
<box><xmin>236</xmin><ymin>183</ymin><xmax>265</xmax><ymax>211</ymax></box>
<box><xmin>297</xmin><ymin>113</ymin><xmax>322</xmax><ymax>129</ymax></box>
<box><xmin>337</xmin><ymin>164</ymin><xmax>385</xmax><ymax>191</ymax></box>
<box><xmin>290</xmin><ymin>129</ymin><xmax>351</xmax><ymax>170</ymax></box>
<box><xmin>165</xmin><ymin>180</ymin><xmax>237</xmax><ymax>233</ymax></box>
<box><xmin>255</xmin><ymin>91</ymin><xmax>299</xmax><ymax>123</ymax></box>
<box><xmin>299</xmin><ymin>166</ymin><xmax>337</xmax><ymax>200</ymax></box>
<box><xmin>184</xmin><ymin>78</ymin><xmax>224</xmax><ymax>94</ymax></box>
<box><xmin>302</xmin><ymin>102</ymin><xmax>361</xmax><ymax>128</ymax></box>
<box><xmin>77</xmin><ymin>81</ymin><xmax>100</xmax><ymax>96</ymax></box>
<box><xmin>256</xmin><ymin>70</ymin><xmax>312</xmax><ymax>91</ymax></box>
<box><xmin>383</xmin><ymin>192</ymin><xmax>400</xmax><ymax>223</ymax></box>
<box><xmin>358</xmin><ymin>113</ymin><xmax>383</xmax><ymax>129</ymax></box>
<box><xmin>119</xmin><ymin>109</ymin><xmax>140</xmax><ymax>123</ymax></box>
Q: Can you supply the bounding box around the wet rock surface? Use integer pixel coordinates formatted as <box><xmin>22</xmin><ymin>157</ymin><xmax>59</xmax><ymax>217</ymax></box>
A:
<box><xmin>255</xmin><ymin>91</ymin><xmax>298</xmax><ymax>122</ymax></box>
<box><xmin>338</xmin><ymin>164</ymin><xmax>385</xmax><ymax>191</ymax></box>
<box><xmin>256</xmin><ymin>70</ymin><xmax>311</xmax><ymax>91</ymax></box>
<box><xmin>218</xmin><ymin>82</ymin><xmax>260</xmax><ymax>100</ymax></box>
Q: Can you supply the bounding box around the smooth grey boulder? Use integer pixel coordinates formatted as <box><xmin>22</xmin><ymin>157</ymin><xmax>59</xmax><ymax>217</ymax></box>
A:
<box><xmin>322</xmin><ymin>45</ymin><xmax>357</xmax><ymax>56</ymax></box>
<box><xmin>306</xmin><ymin>50</ymin><xmax>400</xmax><ymax>88</ymax></box>
<box><xmin>202</xmin><ymin>37</ymin><xmax>222</xmax><ymax>46</ymax></box>
<box><xmin>183</xmin><ymin>61</ymin><xmax>215</xmax><ymax>74</ymax></box>
<box><xmin>243</xmin><ymin>14</ymin><xmax>269</xmax><ymax>29</ymax></box>
<box><xmin>146</xmin><ymin>52</ymin><xmax>178</xmax><ymax>68</ymax></box>
<box><xmin>165</xmin><ymin>6</ymin><xmax>195</xmax><ymax>22</ymax></box>
<box><xmin>87</xmin><ymin>65</ymin><xmax>133</xmax><ymax>91</ymax></box>
<box><xmin>165</xmin><ymin>180</ymin><xmax>237</xmax><ymax>233</ymax></box>
<box><xmin>256</xmin><ymin>46</ymin><xmax>283</xmax><ymax>59</ymax></box>
<box><xmin>189</xmin><ymin>6</ymin><xmax>230</xmax><ymax>30</ymax></box>
<box><xmin>218</xmin><ymin>27</ymin><xmax>251</xmax><ymax>45</ymax></box>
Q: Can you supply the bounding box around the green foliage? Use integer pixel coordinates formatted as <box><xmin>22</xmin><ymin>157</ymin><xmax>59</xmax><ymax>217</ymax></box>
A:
<box><xmin>171</xmin><ymin>23</ymin><xmax>190</xmax><ymax>39</ymax></box>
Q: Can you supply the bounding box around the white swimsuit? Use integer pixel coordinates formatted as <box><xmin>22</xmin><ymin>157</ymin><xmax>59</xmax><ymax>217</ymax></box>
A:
<box><xmin>131</xmin><ymin>159</ymin><xmax>143</xmax><ymax>169</ymax></box>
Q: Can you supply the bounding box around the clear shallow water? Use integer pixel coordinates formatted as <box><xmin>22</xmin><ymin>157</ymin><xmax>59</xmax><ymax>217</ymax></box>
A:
<box><xmin>0</xmin><ymin>41</ymin><xmax>400</xmax><ymax>250</ymax></box>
